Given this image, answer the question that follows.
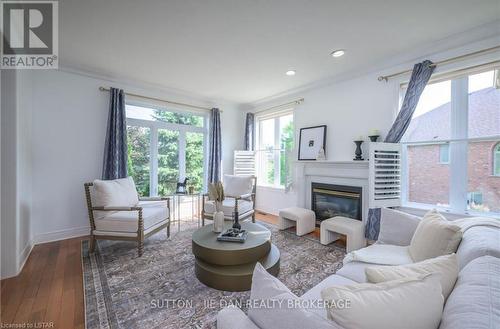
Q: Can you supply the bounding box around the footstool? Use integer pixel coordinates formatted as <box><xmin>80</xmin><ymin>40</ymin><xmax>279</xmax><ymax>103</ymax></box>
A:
<box><xmin>278</xmin><ymin>207</ymin><xmax>316</xmax><ymax>236</ymax></box>
<box><xmin>320</xmin><ymin>216</ymin><xmax>366</xmax><ymax>252</ymax></box>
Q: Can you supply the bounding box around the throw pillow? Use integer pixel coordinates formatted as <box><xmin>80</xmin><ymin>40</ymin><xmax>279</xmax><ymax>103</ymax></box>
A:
<box><xmin>409</xmin><ymin>209</ymin><xmax>462</xmax><ymax>262</ymax></box>
<box><xmin>93</xmin><ymin>176</ymin><xmax>139</xmax><ymax>208</ymax></box>
<box><xmin>321</xmin><ymin>274</ymin><xmax>444</xmax><ymax>329</ymax></box>
<box><xmin>223</xmin><ymin>174</ymin><xmax>254</xmax><ymax>197</ymax></box>
<box><xmin>378</xmin><ymin>208</ymin><xmax>421</xmax><ymax>246</ymax></box>
<box><xmin>365</xmin><ymin>253</ymin><xmax>459</xmax><ymax>299</ymax></box>
<box><xmin>248</xmin><ymin>263</ymin><xmax>339</xmax><ymax>329</ymax></box>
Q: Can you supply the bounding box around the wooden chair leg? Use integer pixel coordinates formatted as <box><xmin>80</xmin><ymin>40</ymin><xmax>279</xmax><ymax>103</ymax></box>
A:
<box><xmin>89</xmin><ymin>235</ymin><xmax>96</xmax><ymax>253</ymax></box>
<box><xmin>252</xmin><ymin>213</ymin><xmax>256</xmax><ymax>223</ymax></box>
<box><xmin>167</xmin><ymin>222</ymin><xmax>170</xmax><ymax>238</ymax></box>
<box><xmin>138</xmin><ymin>238</ymin><xmax>144</xmax><ymax>257</ymax></box>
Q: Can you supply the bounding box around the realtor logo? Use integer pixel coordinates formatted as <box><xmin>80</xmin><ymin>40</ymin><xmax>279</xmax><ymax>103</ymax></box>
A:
<box><xmin>1</xmin><ymin>0</ymin><xmax>58</xmax><ymax>69</ymax></box>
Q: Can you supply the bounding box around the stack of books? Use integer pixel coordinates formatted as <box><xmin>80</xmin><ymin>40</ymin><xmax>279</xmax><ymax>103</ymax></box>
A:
<box><xmin>217</xmin><ymin>228</ymin><xmax>248</xmax><ymax>243</ymax></box>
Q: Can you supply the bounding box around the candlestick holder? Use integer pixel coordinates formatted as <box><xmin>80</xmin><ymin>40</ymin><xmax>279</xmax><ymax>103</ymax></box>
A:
<box><xmin>232</xmin><ymin>211</ymin><xmax>241</xmax><ymax>230</ymax></box>
<box><xmin>353</xmin><ymin>140</ymin><xmax>364</xmax><ymax>161</ymax></box>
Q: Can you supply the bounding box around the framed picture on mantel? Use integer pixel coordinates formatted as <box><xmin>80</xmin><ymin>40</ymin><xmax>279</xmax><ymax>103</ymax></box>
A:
<box><xmin>298</xmin><ymin>125</ymin><xmax>327</xmax><ymax>160</ymax></box>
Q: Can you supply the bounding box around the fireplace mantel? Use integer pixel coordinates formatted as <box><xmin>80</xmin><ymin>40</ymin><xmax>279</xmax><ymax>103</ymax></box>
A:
<box><xmin>294</xmin><ymin>160</ymin><xmax>369</xmax><ymax>223</ymax></box>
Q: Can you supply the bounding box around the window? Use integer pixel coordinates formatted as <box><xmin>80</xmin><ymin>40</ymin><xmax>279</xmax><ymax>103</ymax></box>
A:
<box><xmin>494</xmin><ymin>143</ymin><xmax>500</xmax><ymax>176</ymax></box>
<box><xmin>439</xmin><ymin>144</ymin><xmax>450</xmax><ymax>164</ymax></box>
<box><xmin>126</xmin><ymin>104</ymin><xmax>207</xmax><ymax>196</ymax></box>
<box><xmin>256</xmin><ymin>111</ymin><xmax>294</xmax><ymax>188</ymax></box>
<box><xmin>401</xmin><ymin>68</ymin><xmax>500</xmax><ymax>215</ymax></box>
<box><xmin>402</xmin><ymin>79</ymin><xmax>451</xmax><ymax>207</ymax></box>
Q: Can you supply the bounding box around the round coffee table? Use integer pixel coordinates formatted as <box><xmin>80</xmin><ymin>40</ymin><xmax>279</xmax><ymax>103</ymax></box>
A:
<box><xmin>192</xmin><ymin>222</ymin><xmax>280</xmax><ymax>291</ymax></box>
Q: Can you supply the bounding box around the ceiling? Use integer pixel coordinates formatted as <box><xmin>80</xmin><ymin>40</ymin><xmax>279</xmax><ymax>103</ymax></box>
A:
<box><xmin>59</xmin><ymin>0</ymin><xmax>500</xmax><ymax>104</ymax></box>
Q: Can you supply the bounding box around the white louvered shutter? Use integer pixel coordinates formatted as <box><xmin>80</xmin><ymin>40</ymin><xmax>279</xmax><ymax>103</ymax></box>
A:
<box><xmin>233</xmin><ymin>151</ymin><xmax>256</xmax><ymax>176</ymax></box>
<box><xmin>368</xmin><ymin>142</ymin><xmax>402</xmax><ymax>208</ymax></box>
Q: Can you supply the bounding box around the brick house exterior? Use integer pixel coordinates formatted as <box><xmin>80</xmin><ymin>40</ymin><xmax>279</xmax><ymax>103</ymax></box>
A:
<box><xmin>403</xmin><ymin>87</ymin><xmax>500</xmax><ymax>213</ymax></box>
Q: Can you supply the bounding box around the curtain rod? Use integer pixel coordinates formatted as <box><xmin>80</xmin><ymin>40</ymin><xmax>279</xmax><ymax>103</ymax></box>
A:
<box><xmin>255</xmin><ymin>98</ymin><xmax>304</xmax><ymax>114</ymax></box>
<box><xmin>98</xmin><ymin>86</ymin><xmax>219</xmax><ymax>112</ymax></box>
<box><xmin>378</xmin><ymin>45</ymin><xmax>500</xmax><ymax>82</ymax></box>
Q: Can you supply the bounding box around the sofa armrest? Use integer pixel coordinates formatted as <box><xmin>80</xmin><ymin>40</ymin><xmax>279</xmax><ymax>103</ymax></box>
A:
<box><xmin>378</xmin><ymin>208</ymin><xmax>421</xmax><ymax>246</ymax></box>
<box><xmin>217</xmin><ymin>306</ymin><xmax>260</xmax><ymax>329</ymax></box>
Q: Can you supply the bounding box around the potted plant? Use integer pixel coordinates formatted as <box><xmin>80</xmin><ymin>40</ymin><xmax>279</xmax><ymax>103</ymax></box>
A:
<box><xmin>208</xmin><ymin>181</ymin><xmax>225</xmax><ymax>233</ymax></box>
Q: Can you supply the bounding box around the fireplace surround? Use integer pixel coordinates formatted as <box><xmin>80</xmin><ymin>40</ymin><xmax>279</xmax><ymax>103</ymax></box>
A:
<box><xmin>311</xmin><ymin>182</ymin><xmax>362</xmax><ymax>225</ymax></box>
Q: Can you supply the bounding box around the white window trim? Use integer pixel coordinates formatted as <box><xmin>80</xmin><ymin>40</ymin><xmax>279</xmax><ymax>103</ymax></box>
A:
<box><xmin>126</xmin><ymin>102</ymin><xmax>209</xmax><ymax>197</ymax></box>
<box><xmin>494</xmin><ymin>143</ymin><xmax>500</xmax><ymax>177</ymax></box>
<box><xmin>439</xmin><ymin>144</ymin><xmax>450</xmax><ymax>164</ymax></box>
<box><xmin>255</xmin><ymin>109</ymin><xmax>294</xmax><ymax>189</ymax></box>
<box><xmin>400</xmin><ymin>69</ymin><xmax>500</xmax><ymax>216</ymax></box>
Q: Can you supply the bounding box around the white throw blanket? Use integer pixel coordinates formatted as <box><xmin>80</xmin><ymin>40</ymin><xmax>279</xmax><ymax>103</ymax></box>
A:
<box><xmin>343</xmin><ymin>216</ymin><xmax>500</xmax><ymax>266</ymax></box>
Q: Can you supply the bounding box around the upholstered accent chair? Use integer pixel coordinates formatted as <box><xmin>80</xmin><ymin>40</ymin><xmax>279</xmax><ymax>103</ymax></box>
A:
<box><xmin>202</xmin><ymin>175</ymin><xmax>256</xmax><ymax>225</ymax></box>
<box><xmin>84</xmin><ymin>177</ymin><xmax>170</xmax><ymax>257</ymax></box>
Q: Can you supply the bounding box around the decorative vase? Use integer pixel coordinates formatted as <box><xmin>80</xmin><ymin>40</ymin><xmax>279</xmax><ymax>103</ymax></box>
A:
<box><xmin>353</xmin><ymin>140</ymin><xmax>364</xmax><ymax>161</ymax></box>
<box><xmin>213</xmin><ymin>202</ymin><xmax>224</xmax><ymax>233</ymax></box>
<box><xmin>368</xmin><ymin>135</ymin><xmax>379</xmax><ymax>142</ymax></box>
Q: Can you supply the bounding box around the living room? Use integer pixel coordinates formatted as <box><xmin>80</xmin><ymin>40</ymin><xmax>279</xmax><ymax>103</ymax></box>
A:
<box><xmin>1</xmin><ymin>1</ymin><xmax>499</xmax><ymax>329</ymax></box>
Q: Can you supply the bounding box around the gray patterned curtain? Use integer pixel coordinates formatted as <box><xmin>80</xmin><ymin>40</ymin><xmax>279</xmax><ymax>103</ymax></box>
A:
<box><xmin>208</xmin><ymin>108</ymin><xmax>222</xmax><ymax>183</ymax></box>
<box><xmin>245</xmin><ymin>112</ymin><xmax>255</xmax><ymax>151</ymax></box>
<box><xmin>365</xmin><ymin>60</ymin><xmax>435</xmax><ymax>240</ymax></box>
<box><xmin>384</xmin><ymin>60</ymin><xmax>435</xmax><ymax>143</ymax></box>
<box><xmin>102</xmin><ymin>87</ymin><xmax>128</xmax><ymax>180</ymax></box>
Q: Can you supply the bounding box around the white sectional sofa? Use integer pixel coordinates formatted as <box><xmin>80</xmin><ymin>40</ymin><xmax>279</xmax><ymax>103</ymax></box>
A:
<box><xmin>217</xmin><ymin>210</ymin><xmax>500</xmax><ymax>329</ymax></box>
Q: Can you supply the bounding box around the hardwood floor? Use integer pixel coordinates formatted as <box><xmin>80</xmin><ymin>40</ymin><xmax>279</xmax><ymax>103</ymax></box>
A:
<box><xmin>0</xmin><ymin>212</ymin><xmax>342</xmax><ymax>328</ymax></box>
<box><xmin>1</xmin><ymin>237</ymin><xmax>86</xmax><ymax>329</ymax></box>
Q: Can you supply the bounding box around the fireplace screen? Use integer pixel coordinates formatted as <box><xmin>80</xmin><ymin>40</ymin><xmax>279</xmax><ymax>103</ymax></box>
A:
<box><xmin>311</xmin><ymin>183</ymin><xmax>362</xmax><ymax>222</ymax></box>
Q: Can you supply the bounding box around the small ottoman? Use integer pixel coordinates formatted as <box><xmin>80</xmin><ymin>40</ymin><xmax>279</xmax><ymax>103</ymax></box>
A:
<box><xmin>320</xmin><ymin>216</ymin><xmax>366</xmax><ymax>252</ymax></box>
<box><xmin>278</xmin><ymin>207</ymin><xmax>316</xmax><ymax>236</ymax></box>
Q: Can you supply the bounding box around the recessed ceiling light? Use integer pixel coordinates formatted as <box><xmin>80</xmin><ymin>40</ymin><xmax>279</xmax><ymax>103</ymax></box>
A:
<box><xmin>286</xmin><ymin>70</ymin><xmax>296</xmax><ymax>76</ymax></box>
<box><xmin>331</xmin><ymin>49</ymin><xmax>345</xmax><ymax>58</ymax></box>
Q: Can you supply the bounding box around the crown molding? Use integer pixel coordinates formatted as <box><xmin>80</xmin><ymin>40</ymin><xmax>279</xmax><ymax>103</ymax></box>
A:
<box><xmin>56</xmin><ymin>63</ymin><xmax>238</xmax><ymax>107</ymax></box>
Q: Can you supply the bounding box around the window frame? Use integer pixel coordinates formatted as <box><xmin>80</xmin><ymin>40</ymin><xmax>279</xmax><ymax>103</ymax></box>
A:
<box><xmin>126</xmin><ymin>101</ymin><xmax>209</xmax><ymax>196</ymax></box>
<box><xmin>255</xmin><ymin>109</ymin><xmax>294</xmax><ymax>189</ymax></box>
<box><xmin>494</xmin><ymin>143</ymin><xmax>500</xmax><ymax>177</ymax></box>
<box><xmin>400</xmin><ymin>67</ymin><xmax>500</xmax><ymax>217</ymax></box>
<box><xmin>439</xmin><ymin>144</ymin><xmax>450</xmax><ymax>164</ymax></box>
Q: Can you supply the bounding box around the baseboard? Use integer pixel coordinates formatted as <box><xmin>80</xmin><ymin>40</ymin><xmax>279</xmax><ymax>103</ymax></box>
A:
<box><xmin>1</xmin><ymin>240</ymin><xmax>34</xmax><ymax>280</ymax></box>
<box><xmin>17</xmin><ymin>240</ymin><xmax>34</xmax><ymax>274</ymax></box>
<box><xmin>33</xmin><ymin>226</ymin><xmax>90</xmax><ymax>244</ymax></box>
<box><xmin>256</xmin><ymin>209</ymin><xmax>279</xmax><ymax>217</ymax></box>
<box><xmin>1</xmin><ymin>227</ymin><xmax>90</xmax><ymax>280</ymax></box>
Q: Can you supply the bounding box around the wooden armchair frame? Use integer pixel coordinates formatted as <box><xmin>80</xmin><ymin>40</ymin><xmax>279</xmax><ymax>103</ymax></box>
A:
<box><xmin>84</xmin><ymin>182</ymin><xmax>171</xmax><ymax>257</ymax></box>
<box><xmin>201</xmin><ymin>176</ymin><xmax>257</xmax><ymax>226</ymax></box>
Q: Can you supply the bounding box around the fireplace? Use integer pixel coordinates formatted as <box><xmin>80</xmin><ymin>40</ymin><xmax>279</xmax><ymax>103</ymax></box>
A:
<box><xmin>311</xmin><ymin>183</ymin><xmax>362</xmax><ymax>225</ymax></box>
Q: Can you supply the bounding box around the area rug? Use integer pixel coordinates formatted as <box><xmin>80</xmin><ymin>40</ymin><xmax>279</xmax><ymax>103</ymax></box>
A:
<box><xmin>82</xmin><ymin>221</ymin><xmax>346</xmax><ymax>329</ymax></box>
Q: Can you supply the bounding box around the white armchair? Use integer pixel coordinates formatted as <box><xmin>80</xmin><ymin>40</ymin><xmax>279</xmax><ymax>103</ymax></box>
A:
<box><xmin>84</xmin><ymin>177</ymin><xmax>170</xmax><ymax>257</ymax></box>
<box><xmin>202</xmin><ymin>175</ymin><xmax>256</xmax><ymax>225</ymax></box>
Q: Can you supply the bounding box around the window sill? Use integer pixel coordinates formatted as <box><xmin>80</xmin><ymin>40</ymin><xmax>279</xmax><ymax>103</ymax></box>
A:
<box><xmin>400</xmin><ymin>202</ymin><xmax>500</xmax><ymax>219</ymax></box>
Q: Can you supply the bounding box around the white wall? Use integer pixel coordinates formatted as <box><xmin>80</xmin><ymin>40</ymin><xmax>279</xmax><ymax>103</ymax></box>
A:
<box><xmin>220</xmin><ymin>104</ymin><xmax>246</xmax><ymax>176</ymax></box>
<box><xmin>16</xmin><ymin>71</ymin><xmax>34</xmax><ymax>272</ymax></box>
<box><xmin>1</xmin><ymin>70</ymin><xmax>34</xmax><ymax>279</ymax></box>
<box><xmin>1</xmin><ymin>69</ymin><xmax>19</xmax><ymax>278</ymax></box>
<box><xmin>27</xmin><ymin>69</ymin><xmax>243</xmax><ymax>243</ymax></box>
<box><xmin>252</xmin><ymin>34</ymin><xmax>500</xmax><ymax>215</ymax></box>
